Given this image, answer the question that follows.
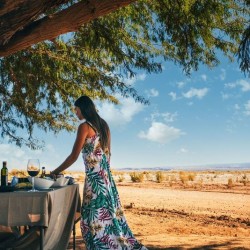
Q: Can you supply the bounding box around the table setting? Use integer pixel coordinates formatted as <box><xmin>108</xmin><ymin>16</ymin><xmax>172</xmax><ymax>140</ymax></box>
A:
<box><xmin>0</xmin><ymin>159</ymin><xmax>80</xmax><ymax>250</ymax></box>
<box><xmin>0</xmin><ymin>158</ymin><xmax>75</xmax><ymax>193</ymax></box>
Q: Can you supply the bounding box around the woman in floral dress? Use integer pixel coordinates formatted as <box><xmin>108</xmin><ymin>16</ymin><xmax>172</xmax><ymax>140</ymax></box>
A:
<box><xmin>52</xmin><ymin>96</ymin><xmax>147</xmax><ymax>250</ymax></box>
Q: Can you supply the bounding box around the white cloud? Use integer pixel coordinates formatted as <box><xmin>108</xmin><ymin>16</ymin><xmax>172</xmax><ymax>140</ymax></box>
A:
<box><xmin>162</xmin><ymin>112</ymin><xmax>177</xmax><ymax>123</ymax></box>
<box><xmin>124</xmin><ymin>73</ymin><xmax>146</xmax><ymax>86</ymax></box>
<box><xmin>244</xmin><ymin>100</ymin><xmax>250</xmax><ymax>116</ymax></box>
<box><xmin>225</xmin><ymin>79</ymin><xmax>250</xmax><ymax>92</ymax></box>
<box><xmin>0</xmin><ymin>144</ymin><xmax>25</xmax><ymax>159</ymax></box>
<box><xmin>151</xmin><ymin>112</ymin><xmax>178</xmax><ymax>123</ymax></box>
<box><xmin>238</xmin><ymin>80</ymin><xmax>250</xmax><ymax>92</ymax></box>
<box><xmin>146</xmin><ymin>88</ymin><xmax>159</xmax><ymax>97</ymax></box>
<box><xmin>138</xmin><ymin>122</ymin><xmax>184</xmax><ymax>144</ymax></box>
<box><xmin>97</xmin><ymin>97</ymin><xmax>144</xmax><ymax>127</ymax></box>
<box><xmin>176</xmin><ymin>81</ymin><xmax>186</xmax><ymax>88</ymax></box>
<box><xmin>0</xmin><ymin>144</ymin><xmax>45</xmax><ymax>170</ymax></box>
<box><xmin>220</xmin><ymin>69</ymin><xmax>226</xmax><ymax>81</ymax></box>
<box><xmin>201</xmin><ymin>74</ymin><xmax>207</xmax><ymax>81</ymax></box>
<box><xmin>182</xmin><ymin>88</ymin><xmax>209</xmax><ymax>99</ymax></box>
<box><xmin>221</xmin><ymin>92</ymin><xmax>230</xmax><ymax>100</ymax></box>
<box><xmin>225</xmin><ymin>82</ymin><xmax>235</xmax><ymax>89</ymax></box>
<box><xmin>169</xmin><ymin>91</ymin><xmax>177</xmax><ymax>101</ymax></box>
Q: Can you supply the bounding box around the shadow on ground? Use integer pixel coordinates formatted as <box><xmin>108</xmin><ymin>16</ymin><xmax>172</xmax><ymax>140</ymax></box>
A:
<box><xmin>146</xmin><ymin>241</ymin><xmax>249</xmax><ymax>250</ymax></box>
<box><xmin>67</xmin><ymin>236</ymin><xmax>248</xmax><ymax>250</ymax></box>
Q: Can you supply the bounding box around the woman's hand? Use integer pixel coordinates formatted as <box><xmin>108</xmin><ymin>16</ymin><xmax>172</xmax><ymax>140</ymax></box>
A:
<box><xmin>49</xmin><ymin>171</ymin><xmax>57</xmax><ymax>181</ymax></box>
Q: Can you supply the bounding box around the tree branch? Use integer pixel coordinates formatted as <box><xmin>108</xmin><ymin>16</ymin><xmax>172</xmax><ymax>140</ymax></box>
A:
<box><xmin>0</xmin><ymin>0</ymin><xmax>136</xmax><ymax>57</ymax></box>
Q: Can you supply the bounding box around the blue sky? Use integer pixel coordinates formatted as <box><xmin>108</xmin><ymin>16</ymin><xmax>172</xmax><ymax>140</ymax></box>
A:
<box><xmin>1</xmin><ymin>54</ymin><xmax>250</xmax><ymax>171</ymax></box>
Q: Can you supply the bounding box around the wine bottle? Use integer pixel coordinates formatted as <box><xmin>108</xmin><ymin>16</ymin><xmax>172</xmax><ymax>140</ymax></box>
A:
<box><xmin>1</xmin><ymin>161</ymin><xmax>8</xmax><ymax>186</ymax></box>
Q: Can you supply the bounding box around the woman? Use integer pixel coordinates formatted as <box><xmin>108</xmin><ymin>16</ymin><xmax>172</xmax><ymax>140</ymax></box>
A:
<box><xmin>51</xmin><ymin>96</ymin><xmax>148</xmax><ymax>250</ymax></box>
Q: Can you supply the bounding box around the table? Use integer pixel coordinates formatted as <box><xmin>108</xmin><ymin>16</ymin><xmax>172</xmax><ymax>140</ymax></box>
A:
<box><xmin>0</xmin><ymin>184</ymin><xmax>80</xmax><ymax>250</ymax></box>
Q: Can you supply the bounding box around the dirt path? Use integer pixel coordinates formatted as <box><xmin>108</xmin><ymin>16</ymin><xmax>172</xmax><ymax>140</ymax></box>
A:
<box><xmin>68</xmin><ymin>183</ymin><xmax>250</xmax><ymax>249</ymax></box>
<box><xmin>117</xmin><ymin>184</ymin><xmax>250</xmax><ymax>249</ymax></box>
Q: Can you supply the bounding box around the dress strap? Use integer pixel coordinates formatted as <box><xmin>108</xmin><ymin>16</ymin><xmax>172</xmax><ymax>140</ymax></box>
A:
<box><xmin>86</xmin><ymin>121</ymin><xmax>98</xmax><ymax>135</ymax></box>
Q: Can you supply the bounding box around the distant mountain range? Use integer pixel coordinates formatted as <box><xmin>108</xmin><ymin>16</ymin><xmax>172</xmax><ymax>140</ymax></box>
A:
<box><xmin>116</xmin><ymin>162</ymin><xmax>250</xmax><ymax>171</ymax></box>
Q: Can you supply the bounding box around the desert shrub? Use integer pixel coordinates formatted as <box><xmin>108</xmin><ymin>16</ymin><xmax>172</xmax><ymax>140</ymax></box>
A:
<box><xmin>179</xmin><ymin>171</ymin><xmax>188</xmax><ymax>184</ymax></box>
<box><xmin>198</xmin><ymin>178</ymin><xmax>203</xmax><ymax>186</ymax></box>
<box><xmin>156</xmin><ymin>171</ymin><xmax>164</xmax><ymax>183</ymax></box>
<box><xmin>9</xmin><ymin>169</ymin><xmax>27</xmax><ymax>177</ymax></box>
<box><xmin>118</xmin><ymin>174</ymin><xmax>125</xmax><ymax>182</ymax></box>
<box><xmin>239</xmin><ymin>174</ymin><xmax>248</xmax><ymax>186</ymax></box>
<box><xmin>77</xmin><ymin>175</ymin><xmax>85</xmax><ymax>182</ymax></box>
<box><xmin>130</xmin><ymin>172</ymin><xmax>144</xmax><ymax>183</ymax></box>
<box><xmin>227</xmin><ymin>178</ymin><xmax>233</xmax><ymax>188</ymax></box>
<box><xmin>188</xmin><ymin>173</ymin><xmax>196</xmax><ymax>181</ymax></box>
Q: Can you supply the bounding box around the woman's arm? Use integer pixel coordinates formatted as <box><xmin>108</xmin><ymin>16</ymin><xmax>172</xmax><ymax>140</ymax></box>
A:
<box><xmin>51</xmin><ymin>123</ymin><xmax>89</xmax><ymax>175</ymax></box>
<box><xmin>108</xmin><ymin>128</ymin><xmax>111</xmax><ymax>156</ymax></box>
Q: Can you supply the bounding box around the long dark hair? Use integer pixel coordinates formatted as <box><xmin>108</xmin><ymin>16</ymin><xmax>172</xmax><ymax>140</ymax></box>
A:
<box><xmin>74</xmin><ymin>96</ymin><xmax>110</xmax><ymax>151</ymax></box>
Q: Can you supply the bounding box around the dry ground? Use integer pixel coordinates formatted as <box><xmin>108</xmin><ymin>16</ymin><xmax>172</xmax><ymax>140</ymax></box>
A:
<box><xmin>67</xmin><ymin>170</ymin><xmax>250</xmax><ymax>250</ymax></box>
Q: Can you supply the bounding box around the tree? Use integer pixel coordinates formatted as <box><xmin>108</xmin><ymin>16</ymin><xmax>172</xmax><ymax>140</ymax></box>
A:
<box><xmin>0</xmin><ymin>0</ymin><xmax>249</xmax><ymax>149</ymax></box>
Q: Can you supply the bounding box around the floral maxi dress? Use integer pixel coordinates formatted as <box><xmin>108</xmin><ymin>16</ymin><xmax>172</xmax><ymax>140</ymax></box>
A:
<box><xmin>80</xmin><ymin>124</ymin><xmax>148</xmax><ymax>250</ymax></box>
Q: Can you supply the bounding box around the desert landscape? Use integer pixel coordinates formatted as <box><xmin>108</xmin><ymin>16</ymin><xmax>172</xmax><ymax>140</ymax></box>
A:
<box><xmin>65</xmin><ymin>169</ymin><xmax>250</xmax><ymax>250</ymax></box>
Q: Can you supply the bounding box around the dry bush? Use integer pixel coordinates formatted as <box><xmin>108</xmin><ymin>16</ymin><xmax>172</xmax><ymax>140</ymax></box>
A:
<box><xmin>118</xmin><ymin>174</ymin><xmax>125</xmax><ymax>182</ymax></box>
<box><xmin>179</xmin><ymin>171</ymin><xmax>188</xmax><ymax>184</ymax></box>
<box><xmin>242</xmin><ymin>180</ymin><xmax>247</xmax><ymax>186</ymax></box>
<box><xmin>198</xmin><ymin>178</ymin><xmax>203</xmax><ymax>187</ymax></box>
<box><xmin>9</xmin><ymin>169</ymin><xmax>27</xmax><ymax>177</ymax></box>
<box><xmin>156</xmin><ymin>171</ymin><xmax>164</xmax><ymax>183</ymax></box>
<box><xmin>240</xmin><ymin>174</ymin><xmax>248</xmax><ymax>186</ymax></box>
<box><xmin>130</xmin><ymin>172</ymin><xmax>144</xmax><ymax>183</ymax></box>
<box><xmin>77</xmin><ymin>175</ymin><xmax>85</xmax><ymax>182</ymax></box>
<box><xmin>188</xmin><ymin>173</ymin><xmax>196</xmax><ymax>181</ymax></box>
<box><xmin>227</xmin><ymin>178</ymin><xmax>233</xmax><ymax>188</ymax></box>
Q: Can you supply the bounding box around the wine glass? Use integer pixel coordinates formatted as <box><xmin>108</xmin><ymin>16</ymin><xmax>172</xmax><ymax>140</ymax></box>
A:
<box><xmin>27</xmin><ymin>159</ymin><xmax>40</xmax><ymax>192</ymax></box>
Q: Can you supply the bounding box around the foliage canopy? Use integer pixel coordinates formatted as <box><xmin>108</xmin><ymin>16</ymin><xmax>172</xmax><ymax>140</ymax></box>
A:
<box><xmin>0</xmin><ymin>0</ymin><xmax>249</xmax><ymax>148</ymax></box>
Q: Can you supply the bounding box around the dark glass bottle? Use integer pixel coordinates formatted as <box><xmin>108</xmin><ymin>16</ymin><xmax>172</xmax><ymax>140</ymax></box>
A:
<box><xmin>40</xmin><ymin>166</ymin><xmax>46</xmax><ymax>178</ymax></box>
<box><xmin>1</xmin><ymin>161</ymin><xmax>8</xmax><ymax>186</ymax></box>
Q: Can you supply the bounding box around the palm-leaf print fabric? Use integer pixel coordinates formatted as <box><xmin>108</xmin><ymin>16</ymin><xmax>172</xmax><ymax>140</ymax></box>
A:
<box><xmin>80</xmin><ymin>122</ymin><xmax>148</xmax><ymax>250</ymax></box>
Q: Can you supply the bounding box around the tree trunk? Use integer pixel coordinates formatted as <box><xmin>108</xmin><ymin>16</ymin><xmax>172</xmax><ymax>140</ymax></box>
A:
<box><xmin>0</xmin><ymin>0</ymin><xmax>136</xmax><ymax>57</ymax></box>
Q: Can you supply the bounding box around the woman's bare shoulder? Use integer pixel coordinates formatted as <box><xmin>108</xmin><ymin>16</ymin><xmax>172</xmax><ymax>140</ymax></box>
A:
<box><xmin>78</xmin><ymin>122</ymin><xmax>96</xmax><ymax>136</ymax></box>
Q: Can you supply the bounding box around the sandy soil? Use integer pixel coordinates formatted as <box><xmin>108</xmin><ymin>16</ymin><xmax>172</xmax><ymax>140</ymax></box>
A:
<box><xmin>67</xmin><ymin>171</ymin><xmax>250</xmax><ymax>250</ymax></box>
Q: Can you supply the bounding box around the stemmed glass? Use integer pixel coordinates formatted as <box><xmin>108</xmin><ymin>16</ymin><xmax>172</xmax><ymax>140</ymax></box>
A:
<box><xmin>27</xmin><ymin>159</ymin><xmax>40</xmax><ymax>192</ymax></box>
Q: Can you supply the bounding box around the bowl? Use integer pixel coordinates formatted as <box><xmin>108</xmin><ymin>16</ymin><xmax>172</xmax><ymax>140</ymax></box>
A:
<box><xmin>28</xmin><ymin>177</ymin><xmax>54</xmax><ymax>189</ymax></box>
<box><xmin>51</xmin><ymin>177</ymin><xmax>69</xmax><ymax>187</ymax></box>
